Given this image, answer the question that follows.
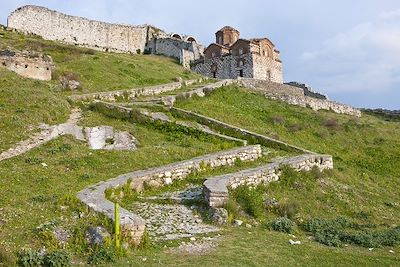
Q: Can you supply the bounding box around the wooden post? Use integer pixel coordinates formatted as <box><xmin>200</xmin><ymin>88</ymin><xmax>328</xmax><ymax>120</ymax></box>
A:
<box><xmin>114</xmin><ymin>202</ymin><xmax>120</xmax><ymax>250</ymax></box>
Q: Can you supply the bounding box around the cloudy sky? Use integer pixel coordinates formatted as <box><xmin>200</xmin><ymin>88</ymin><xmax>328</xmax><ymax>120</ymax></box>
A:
<box><xmin>1</xmin><ymin>0</ymin><xmax>399</xmax><ymax>109</ymax></box>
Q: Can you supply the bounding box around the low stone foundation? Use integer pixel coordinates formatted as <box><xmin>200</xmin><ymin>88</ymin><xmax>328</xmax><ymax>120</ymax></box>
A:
<box><xmin>203</xmin><ymin>154</ymin><xmax>333</xmax><ymax>207</ymax></box>
<box><xmin>77</xmin><ymin>145</ymin><xmax>262</xmax><ymax>245</ymax></box>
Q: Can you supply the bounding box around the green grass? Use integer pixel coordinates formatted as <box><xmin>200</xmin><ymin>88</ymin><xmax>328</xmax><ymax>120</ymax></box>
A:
<box><xmin>113</xmin><ymin>227</ymin><xmax>398</xmax><ymax>267</ymax></box>
<box><xmin>175</xmin><ymin>85</ymin><xmax>400</xmax><ymax>225</ymax></box>
<box><xmin>0</xmin><ymin>69</ymin><xmax>70</xmax><ymax>151</ymax></box>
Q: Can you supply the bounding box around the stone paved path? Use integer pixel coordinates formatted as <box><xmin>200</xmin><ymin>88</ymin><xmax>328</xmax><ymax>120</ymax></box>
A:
<box><xmin>131</xmin><ymin>200</ymin><xmax>218</xmax><ymax>241</ymax></box>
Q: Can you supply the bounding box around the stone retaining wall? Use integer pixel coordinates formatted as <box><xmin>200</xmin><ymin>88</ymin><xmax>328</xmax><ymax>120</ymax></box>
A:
<box><xmin>203</xmin><ymin>154</ymin><xmax>333</xmax><ymax>207</ymax></box>
<box><xmin>239</xmin><ymin>79</ymin><xmax>361</xmax><ymax>117</ymax></box>
<box><xmin>68</xmin><ymin>79</ymin><xmax>200</xmax><ymax>102</ymax></box>
<box><xmin>77</xmin><ymin>145</ymin><xmax>262</xmax><ymax>245</ymax></box>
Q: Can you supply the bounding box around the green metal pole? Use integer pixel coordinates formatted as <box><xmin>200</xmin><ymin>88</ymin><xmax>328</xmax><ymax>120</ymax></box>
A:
<box><xmin>114</xmin><ymin>202</ymin><xmax>120</xmax><ymax>250</ymax></box>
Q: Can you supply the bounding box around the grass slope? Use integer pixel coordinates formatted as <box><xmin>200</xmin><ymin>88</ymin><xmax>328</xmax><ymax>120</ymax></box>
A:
<box><xmin>0</xmin><ymin>27</ymin><xmax>198</xmax><ymax>151</ymax></box>
<box><xmin>176</xmin><ymin>86</ymin><xmax>400</xmax><ymax>225</ymax></box>
<box><xmin>0</xmin><ymin>111</ymin><xmax>237</xmax><ymax>252</ymax></box>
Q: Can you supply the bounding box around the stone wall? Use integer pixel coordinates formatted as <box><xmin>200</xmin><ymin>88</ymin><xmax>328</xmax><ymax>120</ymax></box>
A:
<box><xmin>8</xmin><ymin>6</ymin><xmax>151</xmax><ymax>53</ymax></box>
<box><xmin>150</xmin><ymin>38</ymin><xmax>204</xmax><ymax>68</ymax></box>
<box><xmin>239</xmin><ymin>79</ymin><xmax>361</xmax><ymax>117</ymax></box>
<box><xmin>203</xmin><ymin>154</ymin><xmax>333</xmax><ymax>207</ymax></box>
<box><xmin>8</xmin><ymin>6</ymin><xmax>202</xmax><ymax>67</ymax></box>
<box><xmin>192</xmin><ymin>54</ymin><xmax>253</xmax><ymax>79</ymax></box>
<box><xmin>68</xmin><ymin>79</ymin><xmax>201</xmax><ymax>102</ymax></box>
<box><xmin>0</xmin><ymin>49</ymin><xmax>53</xmax><ymax>80</ymax></box>
<box><xmin>77</xmin><ymin>145</ymin><xmax>262</xmax><ymax>245</ymax></box>
<box><xmin>192</xmin><ymin>53</ymin><xmax>282</xmax><ymax>82</ymax></box>
<box><xmin>252</xmin><ymin>54</ymin><xmax>283</xmax><ymax>83</ymax></box>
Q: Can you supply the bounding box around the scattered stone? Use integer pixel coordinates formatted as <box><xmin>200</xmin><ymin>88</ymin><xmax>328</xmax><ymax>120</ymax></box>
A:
<box><xmin>84</xmin><ymin>126</ymin><xmax>137</xmax><ymax>150</ymax></box>
<box><xmin>265</xmin><ymin>198</ymin><xmax>279</xmax><ymax>207</ymax></box>
<box><xmin>149</xmin><ymin>112</ymin><xmax>171</xmax><ymax>122</ymax></box>
<box><xmin>168</xmin><ymin>236</ymin><xmax>220</xmax><ymax>255</ymax></box>
<box><xmin>131</xmin><ymin>202</ymin><xmax>218</xmax><ymax>241</ymax></box>
<box><xmin>53</xmin><ymin>227</ymin><xmax>70</xmax><ymax>247</ymax></box>
<box><xmin>233</xmin><ymin>220</ymin><xmax>243</xmax><ymax>227</ymax></box>
<box><xmin>368</xmin><ymin>248</ymin><xmax>374</xmax><ymax>251</ymax></box>
<box><xmin>164</xmin><ymin>177</ymin><xmax>173</xmax><ymax>185</ymax></box>
<box><xmin>210</xmin><ymin>208</ymin><xmax>228</xmax><ymax>226</ymax></box>
<box><xmin>41</xmin><ymin>162</ymin><xmax>48</xmax><ymax>167</ymax></box>
<box><xmin>146</xmin><ymin>180</ymin><xmax>161</xmax><ymax>188</ymax></box>
<box><xmin>175</xmin><ymin>77</ymin><xmax>183</xmax><ymax>83</ymax></box>
<box><xmin>60</xmin><ymin>74</ymin><xmax>81</xmax><ymax>90</ymax></box>
<box><xmin>245</xmin><ymin>224</ymin><xmax>252</xmax><ymax>228</ymax></box>
<box><xmin>389</xmin><ymin>250</ymin><xmax>395</xmax><ymax>254</ymax></box>
<box><xmin>289</xmin><ymin>239</ymin><xmax>301</xmax><ymax>245</ymax></box>
<box><xmin>190</xmin><ymin>237</ymin><xmax>196</xmax><ymax>241</ymax></box>
<box><xmin>85</xmin><ymin>226</ymin><xmax>110</xmax><ymax>246</ymax></box>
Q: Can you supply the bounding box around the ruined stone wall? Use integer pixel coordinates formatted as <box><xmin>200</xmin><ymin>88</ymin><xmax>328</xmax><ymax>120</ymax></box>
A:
<box><xmin>252</xmin><ymin>54</ymin><xmax>283</xmax><ymax>83</ymax></box>
<box><xmin>192</xmin><ymin>54</ymin><xmax>253</xmax><ymax>79</ymax></box>
<box><xmin>239</xmin><ymin>78</ymin><xmax>304</xmax><ymax>96</ymax></box>
<box><xmin>0</xmin><ymin>50</ymin><xmax>53</xmax><ymax>80</ymax></box>
<box><xmin>204</xmin><ymin>154</ymin><xmax>333</xmax><ymax>207</ymax></box>
<box><xmin>151</xmin><ymin>38</ymin><xmax>204</xmax><ymax>68</ymax></box>
<box><xmin>8</xmin><ymin>5</ymin><xmax>152</xmax><ymax>53</ymax></box>
<box><xmin>239</xmin><ymin>79</ymin><xmax>361</xmax><ymax>117</ymax></box>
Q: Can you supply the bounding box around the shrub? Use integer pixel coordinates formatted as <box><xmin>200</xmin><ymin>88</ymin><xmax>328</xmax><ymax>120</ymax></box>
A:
<box><xmin>270</xmin><ymin>217</ymin><xmax>295</xmax><ymax>233</ymax></box>
<box><xmin>275</xmin><ymin>201</ymin><xmax>299</xmax><ymax>220</ymax></box>
<box><xmin>324</xmin><ymin>118</ymin><xmax>339</xmax><ymax>131</ymax></box>
<box><xmin>288</xmin><ymin>123</ymin><xmax>302</xmax><ymax>133</ymax></box>
<box><xmin>271</xmin><ymin>115</ymin><xmax>285</xmax><ymax>124</ymax></box>
<box><xmin>302</xmin><ymin>217</ymin><xmax>400</xmax><ymax>248</ymax></box>
<box><xmin>314</xmin><ymin>229</ymin><xmax>342</xmax><ymax>247</ymax></box>
<box><xmin>224</xmin><ymin>199</ymin><xmax>240</xmax><ymax>223</ymax></box>
<box><xmin>87</xmin><ymin>247</ymin><xmax>115</xmax><ymax>265</ymax></box>
<box><xmin>17</xmin><ymin>249</ymin><xmax>43</xmax><ymax>267</ymax></box>
<box><xmin>232</xmin><ymin>185</ymin><xmax>264</xmax><ymax>219</ymax></box>
<box><xmin>43</xmin><ymin>250</ymin><xmax>71</xmax><ymax>267</ymax></box>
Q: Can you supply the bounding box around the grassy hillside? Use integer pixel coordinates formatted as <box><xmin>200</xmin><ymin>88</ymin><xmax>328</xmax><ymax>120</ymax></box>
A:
<box><xmin>176</xmin><ymin>86</ymin><xmax>400</xmax><ymax>224</ymax></box>
<box><xmin>0</xmin><ymin>27</ymin><xmax>399</xmax><ymax>266</ymax></box>
<box><xmin>0</xmin><ymin>27</ymin><xmax>198</xmax><ymax>151</ymax></box>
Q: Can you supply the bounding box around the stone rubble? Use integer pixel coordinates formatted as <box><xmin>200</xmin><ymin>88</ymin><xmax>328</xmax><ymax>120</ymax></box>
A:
<box><xmin>131</xmin><ymin>202</ymin><xmax>219</xmax><ymax>241</ymax></box>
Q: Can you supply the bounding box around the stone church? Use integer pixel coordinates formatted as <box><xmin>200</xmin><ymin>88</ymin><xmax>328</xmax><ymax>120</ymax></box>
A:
<box><xmin>192</xmin><ymin>26</ymin><xmax>283</xmax><ymax>83</ymax></box>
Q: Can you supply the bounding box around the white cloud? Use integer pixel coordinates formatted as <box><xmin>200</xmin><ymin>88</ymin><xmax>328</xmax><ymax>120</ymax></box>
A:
<box><xmin>301</xmin><ymin>9</ymin><xmax>400</xmax><ymax>94</ymax></box>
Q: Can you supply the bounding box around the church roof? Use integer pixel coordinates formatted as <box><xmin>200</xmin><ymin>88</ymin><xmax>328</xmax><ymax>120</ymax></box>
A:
<box><xmin>216</xmin><ymin>26</ymin><xmax>240</xmax><ymax>34</ymax></box>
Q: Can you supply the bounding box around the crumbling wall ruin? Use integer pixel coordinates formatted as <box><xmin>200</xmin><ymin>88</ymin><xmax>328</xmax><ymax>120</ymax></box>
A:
<box><xmin>0</xmin><ymin>49</ymin><xmax>53</xmax><ymax>80</ymax></box>
<box><xmin>7</xmin><ymin>5</ymin><xmax>203</xmax><ymax>66</ymax></box>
